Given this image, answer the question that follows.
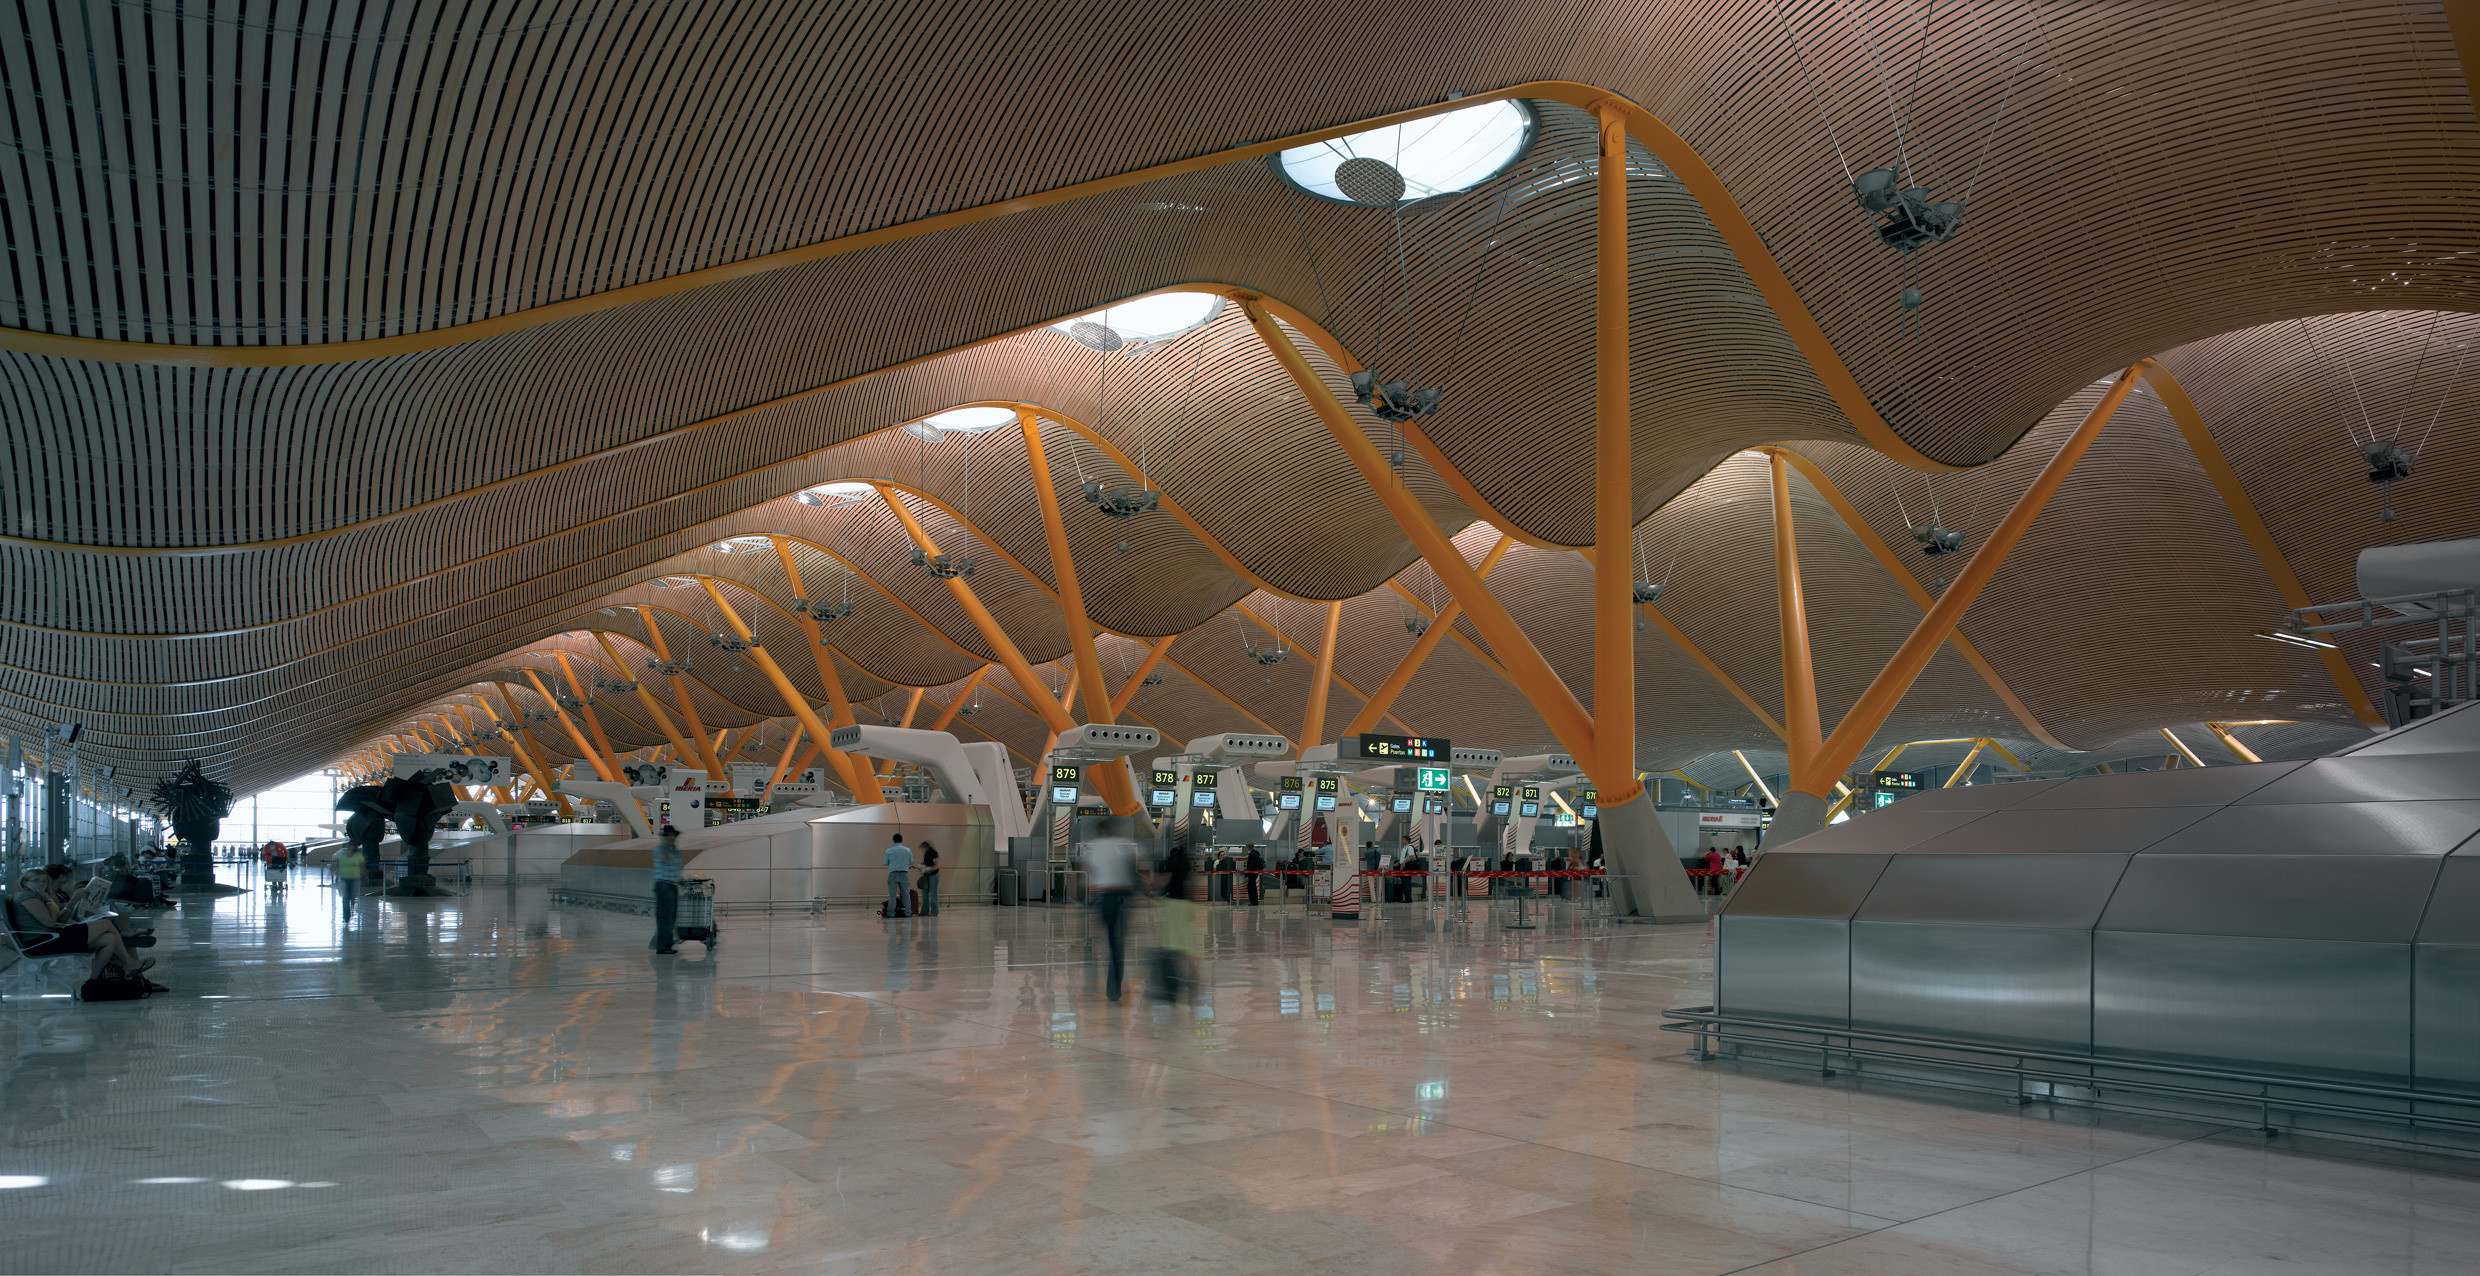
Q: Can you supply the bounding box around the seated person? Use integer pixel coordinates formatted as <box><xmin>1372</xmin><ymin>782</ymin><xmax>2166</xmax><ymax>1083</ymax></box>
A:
<box><xmin>34</xmin><ymin>866</ymin><xmax>152</xmax><ymax>944</ymax></box>
<box><xmin>10</xmin><ymin>870</ymin><xmax>156</xmax><ymax>983</ymax></box>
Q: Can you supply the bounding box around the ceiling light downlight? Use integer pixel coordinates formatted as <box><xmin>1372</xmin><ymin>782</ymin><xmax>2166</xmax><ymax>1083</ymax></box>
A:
<box><xmin>1049</xmin><ymin>292</ymin><xmax>1224</xmax><ymax>355</ymax></box>
<box><xmin>1275</xmin><ymin>100</ymin><xmax>1534</xmax><ymax>208</ymax></box>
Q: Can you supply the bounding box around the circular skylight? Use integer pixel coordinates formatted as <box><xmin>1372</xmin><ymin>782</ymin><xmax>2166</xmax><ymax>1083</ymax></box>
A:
<box><xmin>1276</xmin><ymin>100</ymin><xmax>1535</xmax><ymax>207</ymax></box>
<box><xmin>795</xmin><ymin>481</ymin><xmax>875</xmax><ymax>506</ymax></box>
<box><xmin>914</xmin><ymin>406</ymin><xmax>1019</xmax><ymax>434</ymax></box>
<box><xmin>1048</xmin><ymin>292</ymin><xmax>1224</xmax><ymax>354</ymax></box>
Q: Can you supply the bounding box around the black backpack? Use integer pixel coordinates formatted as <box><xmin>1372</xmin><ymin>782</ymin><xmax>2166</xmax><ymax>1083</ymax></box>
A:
<box><xmin>78</xmin><ymin>974</ymin><xmax>153</xmax><ymax>1002</ymax></box>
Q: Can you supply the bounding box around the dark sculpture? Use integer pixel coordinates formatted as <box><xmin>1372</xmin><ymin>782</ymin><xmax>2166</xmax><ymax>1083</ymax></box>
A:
<box><xmin>149</xmin><ymin>759</ymin><xmax>233</xmax><ymax>888</ymax></box>
<box><xmin>336</xmin><ymin>772</ymin><xmax>457</xmax><ymax>895</ymax></box>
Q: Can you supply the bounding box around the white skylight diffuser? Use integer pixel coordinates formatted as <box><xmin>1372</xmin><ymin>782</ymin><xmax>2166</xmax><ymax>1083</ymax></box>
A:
<box><xmin>795</xmin><ymin>481</ymin><xmax>875</xmax><ymax>505</ymax></box>
<box><xmin>913</xmin><ymin>406</ymin><xmax>1019</xmax><ymax>434</ymax></box>
<box><xmin>1277</xmin><ymin>100</ymin><xmax>1534</xmax><ymax>207</ymax></box>
<box><xmin>1048</xmin><ymin>292</ymin><xmax>1224</xmax><ymax>354</ymax></box>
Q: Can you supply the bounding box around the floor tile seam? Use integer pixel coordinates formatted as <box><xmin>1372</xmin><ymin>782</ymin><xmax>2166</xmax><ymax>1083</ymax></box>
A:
<box><xmin>1707</xmin><ymin>1123</ymin><xmax>2244</xmax><ymax>1275</ymax></box>
<box><xmin>791</xmin><ymin>983</ymin><xmax>1928</xmax><ymax>1226</ymax></box>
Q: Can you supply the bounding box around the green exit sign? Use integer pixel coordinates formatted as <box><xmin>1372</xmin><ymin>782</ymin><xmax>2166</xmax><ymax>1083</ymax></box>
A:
<box><xmin>1415</xmin><ymin>767</ymin><xmax>1450</xmax><ymax>792</ymax></box>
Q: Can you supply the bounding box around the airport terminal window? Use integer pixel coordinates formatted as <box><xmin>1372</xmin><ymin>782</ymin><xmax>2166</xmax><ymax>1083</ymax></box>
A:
<box><xmin>1275</xmin><ymin>100</ymin><xmax>1533</xmax><ymax>207</ymax></box>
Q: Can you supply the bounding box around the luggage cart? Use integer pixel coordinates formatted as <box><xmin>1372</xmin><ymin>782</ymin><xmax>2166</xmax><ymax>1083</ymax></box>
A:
<box><xmin>673</xmin><ymin>877</ymin><xmax>720</xmax><ymax>948</ymax></box>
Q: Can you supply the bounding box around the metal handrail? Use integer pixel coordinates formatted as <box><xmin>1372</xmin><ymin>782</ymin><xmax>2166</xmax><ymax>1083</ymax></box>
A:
<box><xmin>1661</xmin><ymin>1005</ymin><xmax>2480</xmax><ymax>1135</ymax></box>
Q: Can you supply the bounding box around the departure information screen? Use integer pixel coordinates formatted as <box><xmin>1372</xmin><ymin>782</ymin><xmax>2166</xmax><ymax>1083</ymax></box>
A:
<box><xmin>1390</xmin><ymin>797</ymin><xmax>1413</xmax><ymax>813</ymax></box>
<box><xmin>1151</xmin><ymin>789</ymin><xmax>1178</xmax><ymax>806</ymax></box>
<box><xmin>1581</xmin><ymin>788</ymin><xmax>1598</xmax><ymax>819</ymax></box>
<box><xmin>1491</xmin><ymin>800</ymin><xmax>1511</xmax><ymax>816</ymax></box>
<box><xmin>1316</xmin><ymin>795</ymin><xmax>1336</xmax><ymax>810</ymax></box>
<box><xmin>1192</xmin><ymin>791</ymin><xmax>1219</xmax><ymax>808</ymax></box>
<box><xmin>1359</xmin><ymin>734</ymin><xmax>1447</xmax><ymax>761</ymax></box>
<box><xmin>1520</xmin><ymin>802</ymin><xmax>1539</xmax><ymax>818</ymax></box>
<box><xmin>1279</xmin><ymin>794</ymin><xmax>1301</xmax><ymax>810</ymax></box>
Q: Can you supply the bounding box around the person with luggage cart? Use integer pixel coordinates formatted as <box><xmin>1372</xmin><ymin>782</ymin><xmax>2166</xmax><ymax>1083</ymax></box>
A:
<box><xmin>651</xmin><ymin>825</ymin><xmax>683</xmax><ymax>954</ymax></box>
<box><xmin>260</xmin><ymin>840</ymin><xmax>290</xmax><ymax>893</ymax></box>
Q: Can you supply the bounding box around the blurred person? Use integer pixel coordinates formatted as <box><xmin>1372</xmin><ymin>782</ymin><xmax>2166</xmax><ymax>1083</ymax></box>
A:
<box><xmin>1083</xmin><ymin>817</ymin><xmax>1147</xmax><ymax>1001</ymax></box>
<box><xmin>652</xmin><ymin>825</ymin><xmax>684</xmax><ymax>954</ymax></box>
<box><xmin>334</xmin><ymin>842</ymin><xmax>369</xmax><ymax>923</ymax></box>
<box><xmin>1151</xmin><ymin>841</ymin><xmax>1198</xmax><ymax>1005</ymax></box>
<box><xmin>916</xmin><ymin>840</ymin><xmax>941</xmax><ymax>916</ymax></box>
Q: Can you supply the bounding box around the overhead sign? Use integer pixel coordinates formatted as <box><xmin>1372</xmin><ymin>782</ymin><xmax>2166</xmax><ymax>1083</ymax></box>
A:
<box><xmin>1149</xmin><ymin>768</ymin><xmax>1179</xmax><ymax>806</ymax></box>
<box><xmin>1581</xmin><ymin>788</ymin><xmax>1598</xmax><ymax>819</ymax></box>
<box><xmin>1049</xmin><ymin>763</ymin><xmax>1083</xmax><ymax>805</ymax></box>
<box><xmin>1314</xmin><ymin>776</ymin><xmax>1338</xmax><ymax>810</ymax></box>
<box><xmin>1415</xmin><ymin>767</ymin><xmax>1450</xmax><ymax>792</ymax></box>
<box><xmin>1190</xmin><ymin>768</ymin><xmax>1218</xmax><ymax>789</ymax></box>
<box><xmin>392</xmin><ymin>754</ymin><xmax>515</xmax><ymax>787</ymax></box>
<box><xmin>1358</xmin><ymin>734</ymin><xmax>1447</xmax><ymax>761</ymax></box>
<box><xmin>1278</xmin><ymin>775</ymin><xmax>1302</xmax><ymax>811</ymax></box>
<box><xmin>1698</xmin><ymin>811</ymin><xmax>1766</xmax><ymax>828</ymax></box>
<box><xmin>654</xmin><ymin>770</ymin><xmax>707</xmax><ymax>827</ymax></box>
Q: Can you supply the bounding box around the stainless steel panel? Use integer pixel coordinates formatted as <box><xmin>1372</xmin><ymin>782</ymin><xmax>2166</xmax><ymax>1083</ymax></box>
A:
<box><xmin>1716</xmin><ymin>914</ymin><xmax>1850</xmax><ymax>1025</ymax></box>
<box><xmin>1781</xmin><ymin>806</ymin><xmax>1996</xmax><ymax>855</ymax></box>
<box><xmin>1901</xmin><ymin>806</ymin><xmax>2218</xmax><ymax>855</ymax></box>
<box><xmin>2094</xmin><ymin>931</ymin><xmax>2411</xmax><ymax>1081</ymax></box>
<box><xmin>2414</xmin><ymin>944</ymin><xmax>2480</xmax><ymax>1089</ymax></box>
<box><xmin>2010</xmin><ymin>761</ymin><xmax>2305</xmax><ymax>809</ymax></box>
<box><xmin>1855</xmin><ymin>854</ymin><xmax>2132</xmax><ymax>927</ymax></box>
<box><xmin>2416</xmin><ymin>856</ymin><xmax>2480</xmax><ymax>943</ymax></box>
<box><xmin>1722</xmin><ymin>853</ymin><xmax>1892</xmax><ymax>919</ymax></box>
<box><xmin>2342</xmin><ymin>701</ymin><xmax>2480</xmax><ymax>756</ymax></box>
<box><xmin>2235</xmin><ymin>755</ymin><xmax>2480</xmax><ymax>805</ymax></box>
<box><xmin>1867</xmin><ymin>779</ymin><xmax>2064</xmax><ymax>814</ymax></box>
<box><xmin>2099</xmin><ymin>855</ymin><xmax>2443</xmax><ymax>942</ymax></box>
<box><xmin>1852</xmin><ymin>922</ymin><xmax>2092</xmax><ymax>1049</ymax></box>
<box><xmin>2147</xmin><ymin>801</ymin><xmax>2480</xmax><ymax>858</ymax></box>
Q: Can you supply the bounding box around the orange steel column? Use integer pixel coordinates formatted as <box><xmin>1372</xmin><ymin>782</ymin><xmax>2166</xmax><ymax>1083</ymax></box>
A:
<box><xmin>695</xmin><ymin>577</ymin><xmax>869</xmax><ymax>800</ymax></box>
<box><xmin>1301</xmin><ymin>601</ymin><xmax>1343</xmax><ymax>752</ymax></box>
<box><xmin>872</xmin><ymin>484</ymin><xmax>1079</xmax><ymax>742</ymax></box>
<box><xmin>1345</xmin><ymin>536</ymin><xmax>1512</xmax><ymax>735</ymax></box>
<box><xmin>524</xmin><ymin>668</ymin><xmax>619</xmax><ymax>782</ymax></box>
<box><xmin>638</xmin><ymin>618</ymin><xmax>730</xmax><ymax>777</ymax></box>
<box><xmin>593</xmin><ymin>631</ymin><xmax>702</xmax><ymax>765</ymax></box>
<box><xmin>1242</xmin><ymin>298</ymin><xmax>1603</xmax><ymax>785</ymax></box>
<box><xmin>769</xmin><ymin>538</ymin><xmax>891</xmax><ymax>801</ymax></box>
<box><xmin>553</xmin><ymin>653</ymin><xmax>628</xmax><ymax>776</ymax></box>
<box><xmin>489</xmin><ymin>687</ymin><xmax>576</xmax><ymax>814</ymax></box>
<box><xmin>934</xmin><ymin>666</ymin><xmax>991</xmax><ymax>730</ymax></box>
<box><xmin>1793</xmin><ymin>367</ymin><xmax>2142</xmax><ymax>799</ymax></box>
<box><xmin>2139</xmin><ymin>360</ymin><xmax>2385</xmax><ymax>728</ymax></box>
<box><xmin>1591</xmin><ymin>97</ymin><xmax>1641</xmax><ymax>803</ymax></box>
<box><xmin>1107</xmin><ymin>637</ymin><xmax>1175</xmax><ymax>720</ymax></box>
<box><xmin>1020</xmin><ymin>410</ymin><xmax>1116</xmax><ymax>725</ymax></box>
<box><xmin>874</xmin><ymin>482</ymin><xmax>1146</xmax><ymax>813</ymax></box>
<box><xmin>1769</xmin><ymin>451</ymin><xmax>1824</xmax><ymax>777</ymax></box>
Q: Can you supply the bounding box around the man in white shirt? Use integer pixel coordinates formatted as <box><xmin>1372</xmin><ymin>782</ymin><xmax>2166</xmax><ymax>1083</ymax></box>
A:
<box><xmin>883</xmin><ymin>834</ymin><xmax>913</xmax><ymax>917</ymax></box>
<box><xmin>1081</xmin><ymin>818</ymin><xmax>1148</xmax><ymax>1000</ymax></box>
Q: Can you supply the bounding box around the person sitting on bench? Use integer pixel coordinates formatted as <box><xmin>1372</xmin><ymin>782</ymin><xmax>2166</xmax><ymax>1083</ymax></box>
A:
<box><xmin>10</xmin><ymin>869</ymin><xmax>156</xmax><ymax>983</ymax></box>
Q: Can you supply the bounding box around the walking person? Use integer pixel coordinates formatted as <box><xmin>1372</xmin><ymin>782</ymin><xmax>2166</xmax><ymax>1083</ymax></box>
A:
<box><xmin>1151</xmin><ymin>841</ymin><xmax>1198</xmax><ymax>1005</ymax></box>
<box><xmin>916</xmin><ymin>841</ymin><xmax>941</xmax><ymax>916</ymax></box>
<box><xmin>1083</xmin><ymin>817</ymin><xmax>1146</xmax><ymax>1001</ymax></box>
<box><xmin>260</xmin><ymin>840</ymin><xmax>290</xmax><ymax>894</ymax></box>
<box><xmin>333</xmin><ymin>843</ymin><xmax>368</xmax><ymax>924</ymax></box>
<box><xmin>1242</xmin><ymin>844</ymin><xmax>1264</xmax><ymax>906</ymax></box>
<box><xmin>651</xmin><ymin>825</ymin><xmax>683</xmax><ymax>954</ymax></box>
<box><xmin>883</xmin><ymin>833</ymin><xmax>913</xmax><ymax>918</ymax></box>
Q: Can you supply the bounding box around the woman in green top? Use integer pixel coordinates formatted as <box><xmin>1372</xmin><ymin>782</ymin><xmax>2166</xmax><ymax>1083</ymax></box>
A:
<box><xmin>333</xmin><ymin>845</ymin><xmax>369</xmax><ymax>923</ymax></box>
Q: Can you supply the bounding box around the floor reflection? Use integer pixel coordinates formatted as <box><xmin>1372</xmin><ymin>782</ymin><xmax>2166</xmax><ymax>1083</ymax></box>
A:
<box><xmin>2</xmin><ymin>870</ymin><xmax>2475</xmax><ymax>1275</ymax></box>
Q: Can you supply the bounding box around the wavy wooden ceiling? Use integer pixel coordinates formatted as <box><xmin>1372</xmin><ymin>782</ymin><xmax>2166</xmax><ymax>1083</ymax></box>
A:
<box><xmin>1</xmin><ymin>2</ymin><xmax>2474</xmax><ymax>793</ymax></box>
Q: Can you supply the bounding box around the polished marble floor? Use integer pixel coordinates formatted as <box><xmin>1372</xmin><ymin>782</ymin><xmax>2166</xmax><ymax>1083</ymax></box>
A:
<box><xmin>4</xmin><ymin>871</ymin><xmax>2477</xmax><ymax>1275</ymax></box>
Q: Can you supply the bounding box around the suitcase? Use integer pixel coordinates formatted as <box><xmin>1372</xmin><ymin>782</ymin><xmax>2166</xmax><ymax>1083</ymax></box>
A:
<box><xmin>673</xmin><ymin>878</ymin><xmax>720</xmax><ymax>946</ymax></box>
